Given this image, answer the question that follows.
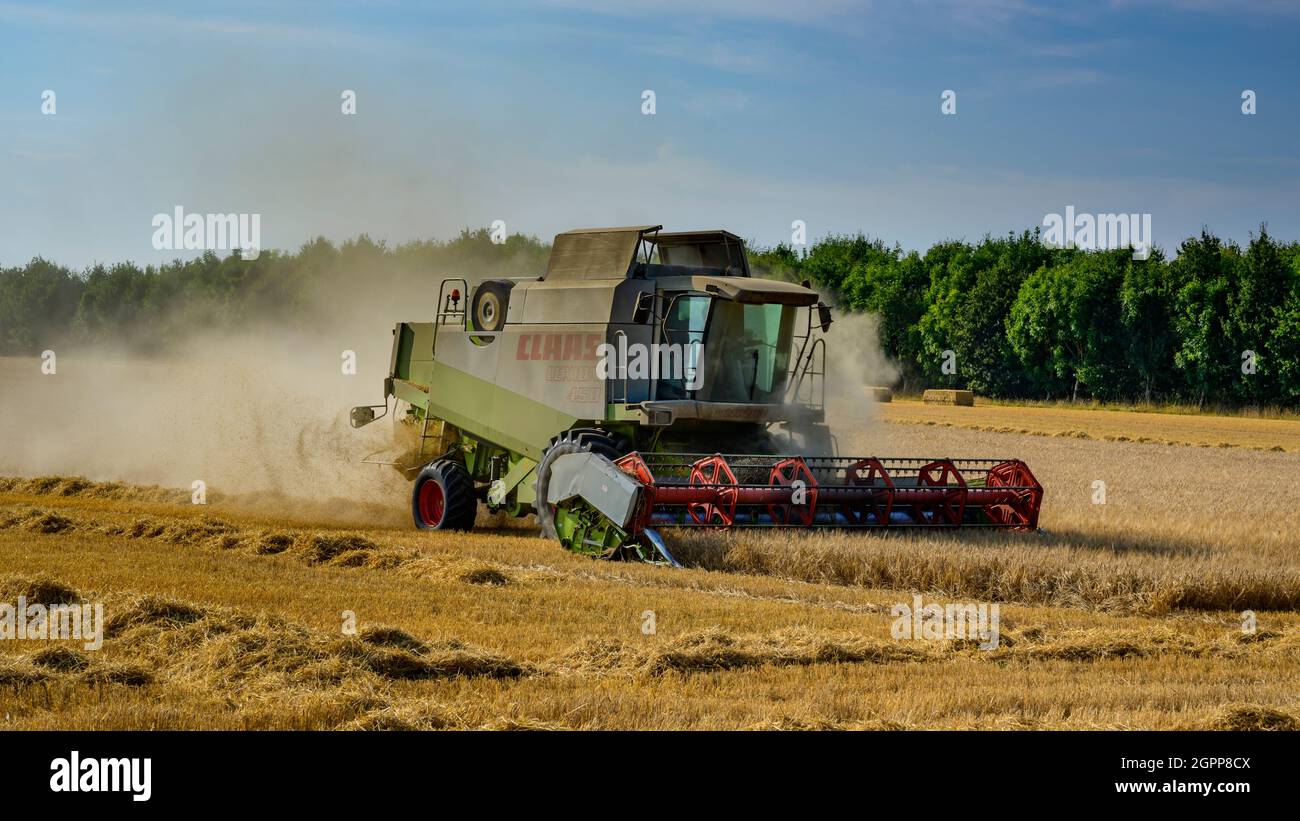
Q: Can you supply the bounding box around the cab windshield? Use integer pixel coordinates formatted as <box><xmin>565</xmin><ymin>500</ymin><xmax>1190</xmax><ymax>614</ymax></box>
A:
<box><xmin>657</xmin><ymin>295</ymin><xmax>796</xmax><ymax>403</ymax></box>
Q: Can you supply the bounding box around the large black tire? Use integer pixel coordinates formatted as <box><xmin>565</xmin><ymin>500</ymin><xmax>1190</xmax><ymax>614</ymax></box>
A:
<box><xmin>534</xmin><ymin>429</ymin><xmax>627</xmax><ymax>540</ymax></box>
<box><xmin>412</xmin><ymin>459</ymin><xmax>477</xmax><ymax>531</ymax></box>
<box><xmin>470</xmin><ymin>280</ymin><xmax>512</xmax><ymax>334</ymax></box>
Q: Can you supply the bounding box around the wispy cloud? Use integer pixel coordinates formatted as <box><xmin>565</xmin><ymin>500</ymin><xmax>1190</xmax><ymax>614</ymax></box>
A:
<box><xmin>633</xmin><ymin>33</ymin><xmax>779</xmax><ymax>74</ymax></box>
<box><xmin>0</xmin><ymin>2</ymin><xmax>388</xmax><ymax>49</ymax></box>
<box><xmin>1021</xmin><ymin>67</ymin><xmax>1108</xmax><ymax>89</ymax></box>
<box><xmin>537</xmin><ymin>0</ymin><xmax>872</xmax><ymax>26</ymax></box>
<box><xmin>682</xmin><ymin>88</ymin><xmax>753</xmax><ymax>116</ymax></box>
<box><xmin>1028</xmin><ymin>39</ymin><xmax>1128</xmax><ymax>59</ymax></box>
<box><xmin>1108</xmin><ymin>0</ymin><xmax>1300</xmax><ymax>15</ymax></box>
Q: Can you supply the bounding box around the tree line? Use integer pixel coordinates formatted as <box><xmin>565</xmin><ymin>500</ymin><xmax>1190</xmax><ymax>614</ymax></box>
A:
<box><xmin>3</xmin><ymin>225</ymin><xmax>1298</xmax><ymax>408</ymax></box>
<box><xmin>751</xmin><ymin>227</ymin><xmax>1300</xmax><ymax>409</ymax></box>
<box><xmin>0</xmin><ymin>229</ymin><xmax>550</xmax><ymax>355</ymax></box>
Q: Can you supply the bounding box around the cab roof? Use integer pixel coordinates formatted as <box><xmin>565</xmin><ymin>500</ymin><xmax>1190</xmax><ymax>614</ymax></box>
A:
<box><xmin>545</xmin><ymin>226</ymin><xmax>751</xmax><ymax>280</ymax></box>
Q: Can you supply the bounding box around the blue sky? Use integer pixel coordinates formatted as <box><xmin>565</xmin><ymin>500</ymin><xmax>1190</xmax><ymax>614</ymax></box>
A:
<box><xmin>2</xmin><ymin>0</ymin><xmax>1298</xmax><ymax>268</ymax></box>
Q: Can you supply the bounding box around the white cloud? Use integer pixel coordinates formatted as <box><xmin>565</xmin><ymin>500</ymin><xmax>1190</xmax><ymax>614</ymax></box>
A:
<box><xmin>537</xmin><ymin>0</ymin><xmax>873</xmax><ymax>25</ymax></box>
<box><xmin>0</xmin><ymin>2</ymin><xmax>388</xmax><ymax>49</ymax></box>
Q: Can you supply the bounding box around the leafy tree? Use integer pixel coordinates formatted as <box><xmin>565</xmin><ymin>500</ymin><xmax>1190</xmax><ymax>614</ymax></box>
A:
<box><xmin>1270</xmin><ymin>297</ymin><xmax>1300</xmax><ymax>405</ymax></box>
<box><xmin>1119</xmin><ymin>248</ymin><xmax>1175</xmax><ymax>402</ymax></box>
<box><xmin>1007</xmin><ymin>249</ymin><xmax>1135</xmax><ymax>401</ymax></box>
<box><xmin>1006</xmin><ymin>262</ymin><xmax>1072</xmax><ymax>399</ymax></box>
<box><xmin>800</xmin><ymin>234</ymin><xmax>886</xmax><ymax>295</ymax></box>
<box><xmin>918</xmin><ymin>232</ymin><xmax>1050</xmax><ymax>396</ymax></box>
<box><xmin>1232</xmin><ymin>226</ymin><xmax>1294</xmax><ymax>404</ymax></box>
<box><xmin>0</xmin><ymin>258</ymin><xmax>81</xmax><ymax>353</ymax></box>
<box><xmin>1171</xmin><ymin>231</ymin><xmax>1239</xmax><ymax>407</ymax></box>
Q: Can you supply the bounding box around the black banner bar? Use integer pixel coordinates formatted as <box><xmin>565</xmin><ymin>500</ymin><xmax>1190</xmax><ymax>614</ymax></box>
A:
<box><xmin>2</xmin><ymin>730</ymin><xmax>1285</xmax><ymax>808</ymax></box>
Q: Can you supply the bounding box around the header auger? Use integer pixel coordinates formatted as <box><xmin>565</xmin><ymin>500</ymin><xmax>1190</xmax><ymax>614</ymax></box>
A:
<box><xmin>352</xmin><ymin>225</ymin><xmax>1043</xmax><ymax>564</ymax></box>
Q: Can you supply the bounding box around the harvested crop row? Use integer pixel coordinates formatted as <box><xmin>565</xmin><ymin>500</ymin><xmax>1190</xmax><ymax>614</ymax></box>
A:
<box><xmin>2</xmin><ymin>575</ymin><xmax>527</xmax><ymax>694</ymax></box>
<box><xmin>0</xmin><ymin>476</ymin><xmax>190</xmax><ymax>503</ymax></box>
<box><xmin>8</xmin><ymin>498</ymin><xmax>1300</xmax><ymax>617</ymax></box>
<box><xmin>550</xmin><ymin>622</ymin><xmax>1299</xmax><ymax>678</ymax></box>
<box><xmin>0</xmin><ymin>504</ymin><xmax>516</xmax><ymax>580</ymax></box>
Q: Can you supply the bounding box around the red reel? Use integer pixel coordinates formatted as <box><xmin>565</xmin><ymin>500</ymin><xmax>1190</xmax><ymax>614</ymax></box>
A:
<box><xmin>844</xmin><ymin>457</ymin><xmax>895</xmax><ymax>526</ymax></box>
<box><xmin>686</xmin><ymin>454</ymin><xmax>739</xmax><ymax>526</ymax></box>
<box><xmin>911</xmin><ymin>460</ymin><xmax>967</xmax><ymax>526</ymax></box>
<box><xmin>615</xmin><ymin>452</ymin><xmax>655</xmax><ymax>485</ymax></box>
<box><xmin>983</xmin><ymin>460</ymin><xmax>1042</xmax><ymax>529</ymax></box>
<box><xmin>767</xmin><ymin>457</ymin><xmax>818</xmax><ymax>526</ymax></box>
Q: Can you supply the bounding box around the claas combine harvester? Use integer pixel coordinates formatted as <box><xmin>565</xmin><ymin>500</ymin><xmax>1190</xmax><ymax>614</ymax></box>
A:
<box><xmin>351</xmin><ymin>225</ymin><xmax>1043</xmax><ymax>564</ymax></box>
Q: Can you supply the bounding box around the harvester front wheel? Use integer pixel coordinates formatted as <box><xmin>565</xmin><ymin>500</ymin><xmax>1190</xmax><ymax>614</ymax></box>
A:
<box><xmin>412</xmin><ymin>459</ymin><xmax>477</xmax><ymax>531</ymax></box>
<box><xmin>534</xmin><ymin>430</ymin><xmax>626</xmax><ymax>544</ymax></box>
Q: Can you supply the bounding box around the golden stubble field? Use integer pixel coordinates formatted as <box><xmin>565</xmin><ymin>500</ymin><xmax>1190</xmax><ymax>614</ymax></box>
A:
<box><xmin>1</xmin><ymin>359</ymin><xmax>1299</xmax><ymax>729</ymax></box>
<box><xmin>880</xmin><ymin>397</ymin><xmax>1300</xmax><ymax>452</ymax></box>
<box><xmin>1</xmin><ymin>432</ymin><xmax>1298</xmax><ymax>730</ymax></box>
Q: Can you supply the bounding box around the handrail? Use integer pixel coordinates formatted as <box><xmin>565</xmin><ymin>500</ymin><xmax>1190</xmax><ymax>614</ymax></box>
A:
<box><xmin>612</xmin><ymin>329</ymin><xmax>629</xmax><ymax>404</ymax></box>
<box><xmin>433</xmin><ymin>277</ymin><xmax>468</xmax><ymax>357</ymax></box>
<box><xmin>790</xmin><ymin>335</ymin><xmax>825</xmax><ymax>411</ymax></box>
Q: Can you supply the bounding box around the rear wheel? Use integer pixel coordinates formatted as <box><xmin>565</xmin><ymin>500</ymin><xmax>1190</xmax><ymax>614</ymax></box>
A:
<box><xmin>534</xmin><ymin>429</ymin><xmax>626</xmax><ymax>542</ymax></box>
<box><xmin>412</xmin><ymin>459</ymin><xmax>477</xmax><ymax>530</ymax></box>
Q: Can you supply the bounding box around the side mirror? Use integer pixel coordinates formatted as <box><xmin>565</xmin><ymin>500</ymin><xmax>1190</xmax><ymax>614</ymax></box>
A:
<box><xmin>817</xmin><ymin>303</ymin><xmax>833</xmax><ymax>333</ymax></box>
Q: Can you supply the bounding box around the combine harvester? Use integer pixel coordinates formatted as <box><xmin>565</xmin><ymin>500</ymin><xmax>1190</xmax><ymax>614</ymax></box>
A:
<box><xmin>352</xmin><ymin>226</ymin><xmax>1042</xmax><ymax>564</ymax></box>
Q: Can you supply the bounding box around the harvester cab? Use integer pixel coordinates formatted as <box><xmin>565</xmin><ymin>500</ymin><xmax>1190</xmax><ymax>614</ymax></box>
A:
<box><xmin>353</xmin><ymin>225</ymin><xmax>1042</xmax><ymax>563</ymax></box>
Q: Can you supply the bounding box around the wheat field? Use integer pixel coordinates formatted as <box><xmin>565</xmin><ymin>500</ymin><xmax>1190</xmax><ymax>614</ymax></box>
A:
<box><xmin>1</xmin><ymin>401</ymin><xmax>1298</xmax><ymax>730</ymax></box>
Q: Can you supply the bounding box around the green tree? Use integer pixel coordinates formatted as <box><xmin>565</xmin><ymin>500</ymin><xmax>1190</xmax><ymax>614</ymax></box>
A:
<box><xmin>1232</xmin><ymin>226</ymin><xmax>1294</xmax><ymax>404</ymax></box>
<box><xmin>918</xmin><ymin>232</ymin><xmax>1051</xmax><ymax>396</ymax></box>
<box><xmin>1119</xmin><ymin>248</ymin><xmax>1175</xmax><ymax>402</ymax></box>
<box><xmin>1007</xmin><ymin>250</ymin><xmax>1134</xmax><ymax>401</ymax></box>
<box><xmin>0</xmin><ymin>258</ymin><xmax>82</xmax><ymax>353</ymax></box>
<box><xmin>1171</xmin><ymin>231</ymin><xmax>1238</xmax><ymax>407</ymax></box>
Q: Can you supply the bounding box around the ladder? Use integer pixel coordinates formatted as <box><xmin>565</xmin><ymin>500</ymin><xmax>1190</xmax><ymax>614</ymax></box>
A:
<box><xmin>417</xmin><ymin>413</ymin><xmax>448</xmax><ymax>460</ymax></box>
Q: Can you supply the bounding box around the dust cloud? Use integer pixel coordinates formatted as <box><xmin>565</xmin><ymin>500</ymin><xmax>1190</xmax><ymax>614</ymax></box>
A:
<box><xmin>814</xmin><ymin>309</ymin><xmax>900</xmax><ymax>453</ymax></box>
<box><xmin>0</xmin><ymin>239</ymin><xmax>543</xmax><ymax>527</ymax></box>
<box><xmin>0</xmin><ymin>326</ymin><xmax>415</xmax><ymax>523</ymax></box>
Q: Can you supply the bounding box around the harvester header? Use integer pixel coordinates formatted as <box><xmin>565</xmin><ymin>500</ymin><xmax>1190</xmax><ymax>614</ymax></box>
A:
<box><xmin>352</xmin><ymin>225</ymin><xmax>1043</xmax><ymax>563</ymax></box>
